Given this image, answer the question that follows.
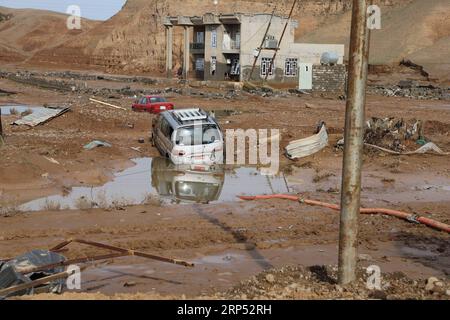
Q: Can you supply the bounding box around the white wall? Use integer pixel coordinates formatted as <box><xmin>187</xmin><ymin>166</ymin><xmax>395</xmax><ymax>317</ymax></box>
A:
<box><xmin>289</xmin><ymin>43</ymin><xmax>345</xmax><ymax>64</ymax></box>
<box><xmin>240</xmin><ymin>14</ymin><xmax>297</xmax><ymax>68</ymax></box>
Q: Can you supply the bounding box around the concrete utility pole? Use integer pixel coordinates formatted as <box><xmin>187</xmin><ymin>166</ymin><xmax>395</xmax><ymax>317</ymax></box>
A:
<box><xmin>0</xmin><ymin>108</ymin><xmax>4</xmax><ymax>146</ymax></box>
<box><xmin>165</xmin><ymin>25</ymin><xmax>173</xmax><ymax>78</ymax></box>
<box><xmin>338</xmin><ymin>0</ymin><xmax>371</xmax><ymax>285</ymax></box>
<box><xmin>183</xmin><ymin>26</ymin><xmax>190</xmax><ymax>80</ymax></box>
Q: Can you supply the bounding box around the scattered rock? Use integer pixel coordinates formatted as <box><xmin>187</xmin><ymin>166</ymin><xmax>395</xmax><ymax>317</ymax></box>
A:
<box><xmin>368</xmin><ymin>84</ymin><xmax>449</xmax><ymax>100</ymax></box>
<box><xmin>358</xmin><ymin>253</ymin><xmax>373</xmax><ymax>261</ymax></box>
<box><xmin>425</xmin><ymin>277</ymin><xmax>439</xmax><ymax>292</ymax></box>
<box><xmin>265</xmin><ymin>274</ymin><xmax>275</xmax><ymax>283</ymax></box>
<box><xmin>334</xmin><ymin>284</ymin><xmax>344</xmax><ymax>293</ymax></box>
<box><xmin>123</xmin><ymin>281</ymin><xmax>137</xmax><ymax>287</ymax></box>
<box><xmin>369</xmin><ymin>290</ymin><xmax>387</xmax><ymax>300</ymax></box>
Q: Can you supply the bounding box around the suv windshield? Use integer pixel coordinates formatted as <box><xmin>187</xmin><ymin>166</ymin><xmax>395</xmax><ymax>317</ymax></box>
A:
<box><xmin>175</xmin><ymin>124</ymin><xmax>221</xmax><ymax>146</ymax></box>
<box><xmin>150</xmin><ymin>97</ymin><xmax>167</xmax><ymax>103</ymax></box>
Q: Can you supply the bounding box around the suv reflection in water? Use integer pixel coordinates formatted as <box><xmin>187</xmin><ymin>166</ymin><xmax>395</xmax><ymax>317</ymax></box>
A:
<box><xmin>151</xmin><ymin>157</ymin><xmax>225</xmax><ymax>204</ymax></box>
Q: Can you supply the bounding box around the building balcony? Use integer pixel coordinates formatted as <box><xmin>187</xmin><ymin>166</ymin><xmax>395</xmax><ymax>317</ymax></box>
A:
<box><xmin>222</xmin><ymin>40</ymin><xmax>240</xmax><ymax>53</ymax></box>
<box><xmin>190</xmin><ymin>42</ymin><xmax>205</xmax><ymax>53</ymax></box>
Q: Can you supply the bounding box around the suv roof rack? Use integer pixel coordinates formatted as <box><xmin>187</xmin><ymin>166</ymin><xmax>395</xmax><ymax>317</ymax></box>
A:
<box><xmin>173</xmin><ymin>108</ymin><xmax>208</xmax><ymax>122</ymax></box>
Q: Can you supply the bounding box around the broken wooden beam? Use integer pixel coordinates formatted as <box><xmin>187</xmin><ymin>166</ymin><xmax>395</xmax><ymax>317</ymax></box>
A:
<box><xmin>50</xmin><ymin>238</ymin><xmax>194</xmax><ymax>267</ymax></box>
<box><xmin>89</xmin><ymin>98</ymin><xmax>127</xmax><ymax>110</ymax></box>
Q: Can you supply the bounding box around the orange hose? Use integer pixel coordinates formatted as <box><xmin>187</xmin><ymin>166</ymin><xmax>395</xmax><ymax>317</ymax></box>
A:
<box><xmin>239</xmin><ymin>194</ymin><xmax>450</xmax><ymax>233</ymax></box>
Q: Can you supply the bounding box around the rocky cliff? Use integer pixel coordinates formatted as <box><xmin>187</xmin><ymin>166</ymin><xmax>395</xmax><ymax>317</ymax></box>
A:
<box><xmin>28</xmin><ymin>0</ymin><xmax>411</xmax><ymax>74</ymax></box>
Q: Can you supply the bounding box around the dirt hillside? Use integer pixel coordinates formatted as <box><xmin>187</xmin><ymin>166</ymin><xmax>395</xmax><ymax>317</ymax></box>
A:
<box><xmin>1</xmin><ymin>0</ymin><xmax>449</xmax><ymax>81</ymax></box>
<box><xmin>299</xmin><ymin>0</ymin><xmax>450</xmax><ymax>81</ymax></box>
<box><xmin>0</xmin><ymin>6</ymin><xmax>99</xmax><ymax>65</ymax></box>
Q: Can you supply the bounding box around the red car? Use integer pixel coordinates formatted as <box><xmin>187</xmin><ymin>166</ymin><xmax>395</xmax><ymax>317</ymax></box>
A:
<box><xmin>132</xmin><ymin>96</ymin><xmax>174</xmax><ymax>113</ymax></box>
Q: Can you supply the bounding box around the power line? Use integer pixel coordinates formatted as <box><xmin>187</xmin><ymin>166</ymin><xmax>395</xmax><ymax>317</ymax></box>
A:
<box><xmin>247</xmin><ymin>7</ymin><xmax>277</xmax><ymax>81</ymax></box>
<box><xmin>264</xmin><ymin>0</ymin><xmax>298</xmax><ymax>82</ymax></box>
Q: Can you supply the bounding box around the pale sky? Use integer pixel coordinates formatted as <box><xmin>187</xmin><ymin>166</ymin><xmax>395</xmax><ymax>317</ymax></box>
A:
<box><xmin>0</xmin><ymin>0</ymin><xmax>127</xmax><ymax>20</ymax></box>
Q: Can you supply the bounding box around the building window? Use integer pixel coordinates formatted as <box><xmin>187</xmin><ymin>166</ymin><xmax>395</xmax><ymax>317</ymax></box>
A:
<box><xmin>196</xmin><ymin>31</ymin><xmax>204</xmax><ymax>44</ymax></box>
<box><xmin>211</xmin><ymin>30</ymin><xmax>217</xmax><ymax>48</ymax></box>
<box><xmin>230</xmin><ymin>58</ymin><xmax>240</xmax><ymax>76</ymax></box>
<box><xmin>235</xmin><ymin>32</ymin><xmax>241</xmax><ymax>49</ymax></box>
<box><xmin>195</xmin><ymin>58</ymin><xmax>204</xmax><ymax>71</ymax></box>
<box><xmin>285</xmin><ymin>58</ymin><xmax>298</xmax><ymax>76</ymax></box>
<box><xmin>211</xmin><ymin>56</ymin><xmax>217</xmax><ymax>75</ymax></box>
<box><xmin>261</xmin><ymin>57</ymin><xmax>274</xmax><ymax>77</ymax></box>
<box><xmin>223</xmin><ymin>31</ymin><xmax>231</xmax><ymax>50</ymax></box>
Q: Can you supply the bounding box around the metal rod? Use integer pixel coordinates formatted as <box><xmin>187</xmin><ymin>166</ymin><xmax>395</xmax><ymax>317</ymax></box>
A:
<box><xmin>264</xmin><ymin>0</ymin><xmax>297</xmax><ymax>82</ymax></box>
<box><xmin>18</xmin><ymin>252</ymin><xmax>126</xmax><ymax>275</ymax></box>
<box><xmin>50</xmin><ymin>238</ymin><xmax>194</xmax><ymax>267</ymax></box>
<box><xmin>338</xmin><ymin>0</ymin><xmax>370</xmax><ymax>285</ymax></box>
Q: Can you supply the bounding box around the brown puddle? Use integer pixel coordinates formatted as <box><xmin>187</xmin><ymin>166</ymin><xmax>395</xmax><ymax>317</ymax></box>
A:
<box><xmin>12</xmin><ymin>156</ymin><xmax>450</xmax><ymax>212</ymax></box>
<box><xmin>19</xmin><ymin>157</ymin><xmax>289</xmax><ymax>211</ymax></box>
<box><xmin>77</xmin><ymin>241</ymin><xmax>448</xmax><ymax>297</ymax></box>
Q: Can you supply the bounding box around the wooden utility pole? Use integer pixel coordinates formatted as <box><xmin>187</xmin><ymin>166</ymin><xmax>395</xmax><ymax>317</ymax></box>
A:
<box><xmin>0</xmin><ymin>108</ymin><xmax>4</xmax><ymax>146</ymax></box>
<box><xmin>338</xmin><ymin>0</ymin><xmax>371</xmax><ymax>285</ymax></box>
<box><xmin>264</xmin><ymin>0</ymin><xmax>297</xmax><ymax>82</ymax></box>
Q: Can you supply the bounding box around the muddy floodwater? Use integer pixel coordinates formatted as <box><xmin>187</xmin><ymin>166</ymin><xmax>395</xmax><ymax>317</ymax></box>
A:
<box><xmin>79</xmin><ymin>241</ymin><xmax>449</xmax><ymax>297</ymax></box>
<box><xmin>15</xmin><ymin>155</ymin><xmax>450</xmax><ymax>212</ymax></box>
<box><xmin>20</xmin><ymin>158</ymin><xmax>289</xmax><ymax>211</ymax></box>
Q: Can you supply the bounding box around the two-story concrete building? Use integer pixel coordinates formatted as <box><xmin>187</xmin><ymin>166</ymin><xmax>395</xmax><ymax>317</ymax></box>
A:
<box><xmin>164</xmin><ymin>13</ymin><xmax>345</xmax><ymax>90</ymax></box>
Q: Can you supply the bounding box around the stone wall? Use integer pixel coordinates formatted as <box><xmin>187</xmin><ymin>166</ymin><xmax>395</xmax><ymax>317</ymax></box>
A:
<box><xmin>312</xmin><ymin>65</ymin><xmax>347</xmax><ymax>93</ymax></box>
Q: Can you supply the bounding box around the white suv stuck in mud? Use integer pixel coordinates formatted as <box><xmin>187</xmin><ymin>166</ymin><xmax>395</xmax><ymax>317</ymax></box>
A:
<box><xmin>151</xmin><ymin>108</ymin><xmax>224</xmax><ymax>165</ymax></box>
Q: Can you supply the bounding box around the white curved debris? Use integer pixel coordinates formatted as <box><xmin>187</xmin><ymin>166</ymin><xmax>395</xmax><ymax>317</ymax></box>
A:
<box><xmin>285</xmin><ymin>125</ymin><xmax>328</xmax><ymax>159</ymax></box>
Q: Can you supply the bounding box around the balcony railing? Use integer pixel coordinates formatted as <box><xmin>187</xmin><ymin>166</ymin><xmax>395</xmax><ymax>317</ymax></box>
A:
<box><xmin>190</xmin><ymin>43</ymin><xmax>205</xmax><ymax>50</ymax></box>
<box><xmin>222</xmin><ymin>40</ymin><xmax>240</xmax><ymax>51</ymax></box>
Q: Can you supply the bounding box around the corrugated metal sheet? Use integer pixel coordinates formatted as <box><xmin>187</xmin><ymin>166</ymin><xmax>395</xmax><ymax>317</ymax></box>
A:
<box><xmin>13</xmin><ymin>107</ymin><xmax>70</xmax><ymax>127</ymax></box>
<box><xmin>285</xmin><ymin>125</ymin><xmax>328</xmax><ymax>159</ymax></box>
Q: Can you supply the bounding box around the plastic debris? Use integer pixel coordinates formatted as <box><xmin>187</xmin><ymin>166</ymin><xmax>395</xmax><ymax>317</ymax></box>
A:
<box><xmin>83</xmin><ymin>140</ymin><xmax>112</xmax><ymax>150</ymax></box>
<box><xmin>0</xmin><ymin>249</ymin><xmax>66</xmax><ymax>299</ymax></box>
<box><xmin>43</xmin><ymin>156</ymin><xmax>60</xmax><ymax>165</ymax></box>
<box><xmin>285</xmin><ymin>124</ymin><xmax>328</xmax><ymax>159</ymax></box>
<box><xmin>0</xmin><ymin>239</ymin><xmax>194</xmax><ymax>298</ymax></box>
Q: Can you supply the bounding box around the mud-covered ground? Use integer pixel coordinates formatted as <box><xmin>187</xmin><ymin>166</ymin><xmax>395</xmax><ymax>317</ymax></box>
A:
<box><xmin>0</xmin><ymin>71</ymin><xmax>449</xmax><ymax>299</ymax></box>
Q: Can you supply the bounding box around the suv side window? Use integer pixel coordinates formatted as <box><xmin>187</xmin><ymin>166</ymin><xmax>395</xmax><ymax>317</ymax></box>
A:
<box><xmin>160</xmin><ymin>118</ymin><xmax>174</xmax><ymax>140</ymax></box>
